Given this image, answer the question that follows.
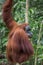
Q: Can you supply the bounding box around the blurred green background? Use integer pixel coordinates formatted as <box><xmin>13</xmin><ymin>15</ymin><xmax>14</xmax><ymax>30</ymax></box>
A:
<box><xmin>0</xmin><ymin>0</ymin><xmax>43</xmax><ymax>65</ymax></box>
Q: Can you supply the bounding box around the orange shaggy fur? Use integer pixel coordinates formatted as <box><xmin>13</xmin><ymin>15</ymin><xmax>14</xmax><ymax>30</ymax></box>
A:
<box><xmin>2</xmin><ymin>0</ymin><xmax>34</xmax><ymax>63</ymax></box>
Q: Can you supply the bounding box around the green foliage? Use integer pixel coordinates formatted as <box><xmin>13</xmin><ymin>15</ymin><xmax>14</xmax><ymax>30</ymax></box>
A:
<box><xmin>0</xmin><ymin>0</ymin><xmax>43</xmax><ymax>65</ymax></box>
